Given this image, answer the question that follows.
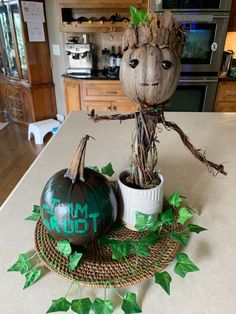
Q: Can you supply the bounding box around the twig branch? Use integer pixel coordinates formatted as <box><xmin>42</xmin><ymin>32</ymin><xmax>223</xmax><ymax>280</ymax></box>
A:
<box><xmin>88</xmin><ymin>109</ymin><xmax>135</xmax><ymax>122</ymax></box>
<box><xmin>88</xmin><ymin>108</ymin><xmax>227</xmax><ymax>177</ymax></box>
<box><xmin>157</xmin><ymin>112</ymin><xmax>227</xmax><ymax>176</ymax></box>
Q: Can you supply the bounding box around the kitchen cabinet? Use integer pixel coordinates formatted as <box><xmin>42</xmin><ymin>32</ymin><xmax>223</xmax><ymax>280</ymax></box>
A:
<box><xmin>228</xmin><ymin>0</ymin><xmax>236</xmax><ymax>31</ymax></box>
<box><xmin>57</xmin><ymin>0</ymin><xmax>147</xmax><ymax>33</ymax></box>
<box><xmin>63</xmin><ymin>78</ymin><xmax>139</xmax><ymax>113</ymax></box>
<box><xmin>214</xmin><ymin>81</ymin><xmax>236</xmax><ymax>112</ymax></box>
<box><xmin>0</xmin><ymin>0</ymin><xmax>56</xmax><ymax>124</ymax></box>
<box><xmin>81</xmin><ymin>80</ymin><xmax>139</xmax><ymax>112</ymax></box>
<box><xmin>64</xmin><ymin>77</ymin><xmax>81</xmax><ymax>112</ymax></box>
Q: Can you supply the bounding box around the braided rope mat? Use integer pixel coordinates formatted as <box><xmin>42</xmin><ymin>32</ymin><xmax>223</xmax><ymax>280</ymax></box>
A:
<box><xmin>35</xmin><ymin>218</ymin><xmax>180</xmax><ymax>288</ymax></box>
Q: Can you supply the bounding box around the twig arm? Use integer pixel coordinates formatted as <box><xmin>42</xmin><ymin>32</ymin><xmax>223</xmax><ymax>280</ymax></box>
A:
<box><xmin>158</xmin><ymin>115</ymin><xmax>227</xmax><ymax>176</ymax></box>
<box><xmin>88</xmin><ymin>109</ymin><xmax>135</xmax><ymax>122</ymax></box>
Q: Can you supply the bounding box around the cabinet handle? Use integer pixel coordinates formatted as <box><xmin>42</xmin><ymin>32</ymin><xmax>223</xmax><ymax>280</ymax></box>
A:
<box><xmin>106</xmin><ymin>91</ymin><xmax>117</xmax><ymax>95</ymax></box>
<box><xmin>113</xmin><ymin>106</ymin><xmax>117</xmax><ymax>111</ymax></box>
<box><xmin>108</xmin><ymin>106</ymin><xmax>112</xmax><ymax>110</ymax></box>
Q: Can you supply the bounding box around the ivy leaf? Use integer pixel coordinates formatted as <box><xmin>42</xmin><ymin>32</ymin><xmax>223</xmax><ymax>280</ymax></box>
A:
<box><xmin>121</xmin><ymin>291</ymin><xmax>142</xmax><ymax>314</ymax></box>
<box><xmin>109</xmin><ymin>241</ymin><xmax>129</xmax><ymax>260</ymax></box>
<box><xmin>135</xmin><ymin>212</ymin><xmax>156</xmax><ymax>232</ymax></box>
<box><xmin>155</xmin><ymin>271</ymin><xmax>172</xmax><ymax>295</ymax></box>
<box><xmin>56</xmin><ymin>240</ymin><xmax>72</xmax><ymax>257</ymax></box>
<box><xmin>71</xmin><ymin>298</ymin><xmax>92</xmax><ymax>314</ymax></box>
<box><xmin>170</xmin><ymin>231</ymin><xmax>190</xmax><ymax>246</ymax></box>
<box><xmin>46</xmin><ymin>297</ymin><xmax>71</xmax><ymax>313</ymax></box>
<box><xmin>188</xmin><ymin>224</ymin><xmax>207</xmax><ymax>234</ymax></box>
<box><xmin>87</xmin><ymin>166</ymin><xmax>100</xmax><ymax>173</ymax></box>
<box><xmin>138</xmin><ymin>9</ymin><xmax>148</xmax><ymax>24</ymax></box>
<box><xmin>69</xmin><ymin>252</ymin><xmax>83</xmax><ymax>271</ymax></box>
<box><xmin>129</xmin><ymin>241</ymin><xmax>149</xmax><ymax>257</ymax></box>
<box><xmin>140</xmin><ymin>231</ymin><xmax>159</xmax><ymax>245</ymax></box>
<box><xmin>130</xmin><ymin>6</ymin><xmax>140</xmax><ymax>26</ymax></box>
<box><xmin>33</xmin><ymin>205</ymin><xmax>40</xmax><ymax>213</ymax></box>
<box><xmin>168</xmin><ymin>192</ymin><xmax>182</xmax><ymax>208</ymax></box>
<box><xmin>130</xmin><ymin>6</ymin><xmax>148</xmax><ymax>26</ymax></box>
<box><xmin>98</xmin><ymin>236</ymin><xmax>112</xmax><ymax>248</ymax></box>
<box><xmin>23</xmin><ymin>267</ymin><xmax>41</xmax><ymax>289</ymax></box>
<box><xmin>174</xmin><ymin>253</ymin><xmax>199</xmax><ymax>278</ymax></box>
<box><xmin>25</xmin><ymin>212</ymin><xmax>40</xmax><ymax>221</ymax></box>
<box><xmin>7</xmin><ymin>253</ymin><xmax>31</xmax><ymax>274</ymax></box>
<box><xmin>25</xmin><ymin>205</ymin><xmax>41</xmax><ymax>221</ymax></box>
<box><xmin>177</xmin><ymin>207</ymin><xmax>193</xmax><ymax>225</ymax></box>
<box><xmin>91</xmin><ymin>298</ymin><xmax>114</xmax><ymax>314</ymax></box>
<box><xmin>101</xmin><ymin>162</ymin><xmax>115</xmax><ymax>177</ymax></box>
<box><xmin>158</xmin><ymin>208</ymin><xmax>174</xmax><ymax>227</ymax></box>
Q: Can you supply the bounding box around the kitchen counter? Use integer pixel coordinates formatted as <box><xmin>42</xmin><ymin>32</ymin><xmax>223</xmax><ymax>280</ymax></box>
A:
<box><xmin>218</xmin><ymin>75</ymin><xmax>236</xmax><ymax>81</ymax></box>
<box><xmin>63</xmin><ymin>71</ymin><xmax>119</xmax><ymax>80</ymax></box>
<box><xmin>1</xmin><ymin>111</ymin><xmax>236</xmax><ymax>314</ymax></box>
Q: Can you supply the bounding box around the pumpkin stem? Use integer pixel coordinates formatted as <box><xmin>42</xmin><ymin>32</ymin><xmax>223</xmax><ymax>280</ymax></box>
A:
<box><xmin>64</xmin><ymin>135</ymin><xmax>93</xmax><ymax>183</ymax></box>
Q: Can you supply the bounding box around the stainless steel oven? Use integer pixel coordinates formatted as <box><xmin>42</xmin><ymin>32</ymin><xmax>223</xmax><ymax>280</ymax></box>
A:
<box><xmin>173</xmin><ymin>12</ymin><xmax>230</xmax><ymax>73</ymax></box>
<box><xmin>151</xmin><ymin>0</ymin><xmax>232</xmax><ymax>73</ymax></box>
<box><xmin>166</xmin><ymin>76</ymin><xmax>218</xmax><ymax>112</ymax></box>
<box><xmin>151</xmin><ymin>0</ymin><xmax>232</xmax><ymax>12</ymax></box>
<box><xmin>150</xmin><ymin>0</ymin><xmax>232</xmax><ymax>111</ymax></box>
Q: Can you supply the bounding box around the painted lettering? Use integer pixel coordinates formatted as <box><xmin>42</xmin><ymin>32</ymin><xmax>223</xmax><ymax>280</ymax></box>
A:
<box><xmin>62</xmin><ymin>219</ymin><xmax>74</xmax><ymax>234</ymax></box>
<box><xmin>74</xmin><ymin>203</ymin><xmax>88</xmax><ymax>219</ymax></box>
<box><xmin>50</xmin><ymin>216</ymin><xmax>60</xmax><ymax>233</ymax></box>
<box><xmin>41</xmin><ymin>204</ymin><xmax>54</xmax><ymax>216</ymax></box>
<box><xmin>43</xmin><ymin>218</ymin><xmax>51</xmax><ymax>231</ymax></box>
<box><xmin>51</xmin><ymin>198</ymin><xmax>60</xmax><ymax>211</ymax></box>
<box><xmin>74</xmin><ymin>219</ymin><xmax>88</xmax><ymax>234</ymax></box>
<box><xmin>89</xmin><ymin>213</ymin><xmax>100</xmax><ymax>232</ymax></box>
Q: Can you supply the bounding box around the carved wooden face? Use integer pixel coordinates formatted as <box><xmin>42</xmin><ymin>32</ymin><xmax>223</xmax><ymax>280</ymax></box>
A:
<box><xmin>120</xmin><ymin>46</ymin><xmax>181</xmax><ymax>107</ymax></box>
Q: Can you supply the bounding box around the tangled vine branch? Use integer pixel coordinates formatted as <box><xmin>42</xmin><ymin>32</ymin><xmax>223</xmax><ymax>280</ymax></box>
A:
<box><xmin>88</xmin><ymin>109</ymin><xmax>227</xmax><ymax>177</ymax></box>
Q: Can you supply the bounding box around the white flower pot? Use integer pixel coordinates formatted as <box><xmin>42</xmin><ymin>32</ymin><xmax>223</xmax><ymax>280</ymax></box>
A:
<box><xmin>118</xmin><ymin>170</ymin><xmax>164</xmax><ymax>231</ymax></box>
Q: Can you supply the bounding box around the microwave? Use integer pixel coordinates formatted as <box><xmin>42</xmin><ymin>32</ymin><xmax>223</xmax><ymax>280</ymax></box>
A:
<box><xmin>150</xmin><ymin>0</ymin><xmax>232</xmax><ymax>12</ymax></box>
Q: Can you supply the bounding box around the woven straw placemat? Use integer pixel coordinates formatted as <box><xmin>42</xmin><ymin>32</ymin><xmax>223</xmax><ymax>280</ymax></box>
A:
<box><xmin>35</xmin><ymin>218</ymin><xmax>180</xmax><ymax>288</ymax></box>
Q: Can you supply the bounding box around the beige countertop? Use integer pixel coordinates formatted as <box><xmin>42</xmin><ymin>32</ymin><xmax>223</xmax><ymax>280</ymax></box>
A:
<box><xmin>1</xmin><ymin>111</ymin><xmax>236</xmax><ymax>314</ymax></box>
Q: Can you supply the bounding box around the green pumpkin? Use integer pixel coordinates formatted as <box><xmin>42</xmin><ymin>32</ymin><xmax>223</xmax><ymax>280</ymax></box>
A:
<box><xmin>40</xmin><ymin>136</ymin><xmax>118</xmax><ymax>245</ymax></box>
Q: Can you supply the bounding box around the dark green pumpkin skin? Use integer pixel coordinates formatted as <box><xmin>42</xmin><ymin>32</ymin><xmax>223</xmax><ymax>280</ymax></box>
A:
<box><xmin>40</xmin><ymin>168</ymin><xmax>118</xmax><ymax>245</ymax></box>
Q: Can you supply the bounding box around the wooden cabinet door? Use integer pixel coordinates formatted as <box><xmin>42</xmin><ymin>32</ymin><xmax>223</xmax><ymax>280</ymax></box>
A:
<box><xmin>4</xmin><ymin>85</ymin><xmax>25</xmax><ymax>122</ymax></box>
<box><xmin>112</xmin><ymin>101</ymin><xmax>139</xmax><ymax>112</ymax></box>
<box><xmin>217</xmin><ymin>82</ymin><xmax>236</xmax><ymax>102</ymax></box>
<box><xmin>101</xmin><ymin>0</ymin><xmax>145</xmax><ymax>3</ymax></box>
<box><xmin>81</xmin><ymin>101</ymin><xmax>112</xmax><ymax>112</ymax></box>
<box><xmin>214</xmin><ymin>101</ymin><xmax>236</xmax><ymax>112</ymax></box>
<box><xmin>82</xmin><ymin>81</ymin><xmax>128</xmax><ymax>102</ymax></box>
<box><xmin>64</xmin><ymin>78</ymin><xmax>81</xmax><ymax>113</ymax></box>
<box><xmin>58</xmin><ymin>0</ymin><xmax>100</xmax><ymax>3</ymax></box>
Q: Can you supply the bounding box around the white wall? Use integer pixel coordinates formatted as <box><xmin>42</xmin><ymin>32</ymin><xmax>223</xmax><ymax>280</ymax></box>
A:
<box><xmin>45</xmin><ymin>0</ymin><xmax>67</xmax><ymax>115</ymax></box>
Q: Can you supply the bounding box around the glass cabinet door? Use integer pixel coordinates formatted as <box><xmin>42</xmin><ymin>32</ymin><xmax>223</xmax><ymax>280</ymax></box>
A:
<box><xmin>0</xmin><ymin>4</ymin><xmax>19</xmax><ymax>78</ymax></box>
<box><xmin>10</xmin><ymin>3</ymin><xmax>28</xmax><ymax>80</ymax></box>
<box><xmin>0</xmin><ymin>31</ymin><xmax>6</xmax><ymax>74</ymax></box>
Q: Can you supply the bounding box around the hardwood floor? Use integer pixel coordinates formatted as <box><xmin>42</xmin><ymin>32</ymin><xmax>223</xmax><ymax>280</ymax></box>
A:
<box><xmin>0</xmin><ymin>121</ymin><xmax>51</xmax><ymax>206</ymax></box>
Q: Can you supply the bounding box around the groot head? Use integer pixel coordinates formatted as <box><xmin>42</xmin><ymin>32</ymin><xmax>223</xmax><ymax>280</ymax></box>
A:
<box><xmin>120</xmin><ymin>10</ymin><xmax>185</xmax><ymax>107</ymax></box>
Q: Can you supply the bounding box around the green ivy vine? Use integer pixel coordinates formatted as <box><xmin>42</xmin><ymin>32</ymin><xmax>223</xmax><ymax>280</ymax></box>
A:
<box><xmin>8</xmin><ymin>163</ymin><xmax>207</xmax><ymax>313</ymax></box>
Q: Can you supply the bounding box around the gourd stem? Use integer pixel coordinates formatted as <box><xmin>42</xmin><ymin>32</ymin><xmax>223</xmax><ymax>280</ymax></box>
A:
<box><xmin>64</xmin><ymin>135</ymin><xmax>92</xmax><ymax>183</ymax></box>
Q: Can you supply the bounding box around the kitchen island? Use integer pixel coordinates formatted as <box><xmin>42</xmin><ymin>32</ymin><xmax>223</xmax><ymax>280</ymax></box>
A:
<box><xmin>0</xmin><ymin>111</ymin><xmax>236</xmax><ymax>314</ymax></box>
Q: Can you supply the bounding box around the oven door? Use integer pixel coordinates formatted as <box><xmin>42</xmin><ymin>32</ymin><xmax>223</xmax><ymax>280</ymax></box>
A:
<box><xmin>166</xmin><ymin>76</ymin><xmax>218</xmax><ymax>112</ymax></box>
<box><xmin>151</xmin><ymin>0</ymin><xmax>232</xmax><ymax>12</ymax></box>
<box><xmin>173</xmin><ymin>13</ymin><xmax>229</xmax><ymax>73</ymax></box>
